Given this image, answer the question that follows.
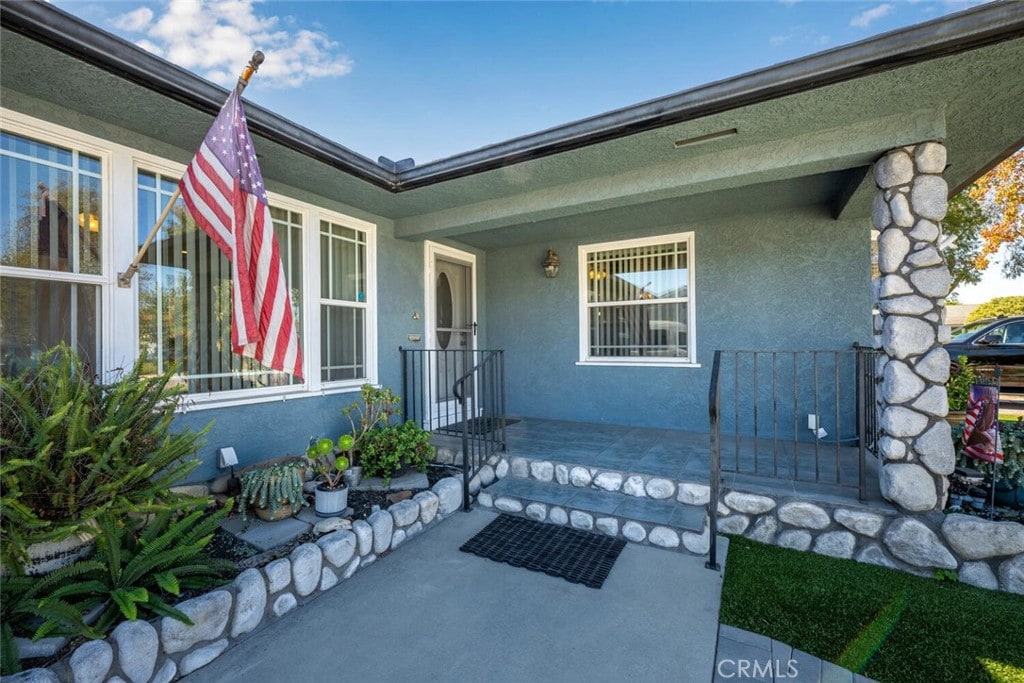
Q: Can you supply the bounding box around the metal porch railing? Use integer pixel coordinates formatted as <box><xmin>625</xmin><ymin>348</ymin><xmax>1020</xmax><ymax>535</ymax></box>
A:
<box><xmin>706</xmin><ymin>344</ymin><xmax>878</xmax><ymax>570</ymax></box>
<box><xmin>400</xmin><ymin>348</ymin><xmax>507</xmax><ymax>511</ymax></box>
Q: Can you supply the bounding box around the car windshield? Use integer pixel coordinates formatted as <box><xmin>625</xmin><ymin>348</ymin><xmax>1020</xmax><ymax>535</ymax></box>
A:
<box><xmin>949</xmin><ymin>320</ymin><xmax>995</xmax><ymax>343</ymax></box>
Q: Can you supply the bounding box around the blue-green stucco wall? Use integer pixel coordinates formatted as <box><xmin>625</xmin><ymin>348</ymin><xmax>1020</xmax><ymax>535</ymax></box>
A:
<box><xmin>485</xmin><ymin>206</ymin><xmax>873</xmax><ymax>432</ymax></box>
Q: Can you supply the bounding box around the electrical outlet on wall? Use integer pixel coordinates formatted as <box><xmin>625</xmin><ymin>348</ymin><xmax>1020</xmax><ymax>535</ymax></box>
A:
<box><xmin>807</xmin><ymin>414</ymin><xmax>819</xmax><ymax>430</ymax></box>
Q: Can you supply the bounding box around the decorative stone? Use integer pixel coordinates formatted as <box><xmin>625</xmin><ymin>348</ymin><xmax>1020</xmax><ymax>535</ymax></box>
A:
<box><xmin>717</xmin><ymin>515</ymin><xmax>750</xmax><ymax>535</ymax></box>
<box><xmin>231</xmin><ymin>568</ymin><xmax>267</xmax><ymax>638</ymax></box>
<box><xmin>875</xmin><ymin>150</ymin><xmax>914</xmax><ymax>188</ymax></box>
<box><xmin>622</xmin><ymin>521</ymin><xmax>647</xmax><ymax>542</ymax></box>
<box><xmin>510</xmin><ymin>457</ymin><xmax>529</xmax><ymax>478</ymax></box>
<box><xmin>879</xmin><ymin>294</ymin><xmax>933</xmax><ymax>316</ymax></box>
<box><xmin>570</xmin><ymin>511</ymin><xmax>594</xmax><ymax>530</ymax></box>
<box><xmin>938</xmin><ymin>324</ymin><xmax>951</xmax><ymax>344</ymax></box>
<box><xmin>151</xmin><ymin>660</ymin><xmax>176</xmax><ymax>683</ymax></box>
<box><xmin>596</xmin><ymin>517</ymin><xmax>619</xmax><ymax>537</ymax></box>
<box><xmin>748</xmin><ymin>516</ymin><xmax>778</xmax><ymax>544</ymax></box>
<box><xmin>881</xmin><ymin>406</ymin><xmax>929</xmax><ymax>438</ymax></box>
<box><xmin>682</xmin><ymin>527</ymin><xmax>710</xmax><ymax>554</ymax></box>
<box><xmin>290</xmin><ymin>543</ymin><xmax>323</xmax><ymax>597</ymax></box>
<box><xmin>942</xmin><ymin>515</ymin><xmax>1024</xmax><ymax>559</ymax></box>
<box><xmin>494</xmin><ymin>497</ymin><xmax>523</xmax><ymax>513</ymax></box>
<box><xmin>593</xmin><ymin>472</ymin><xmax>623</xmax><ymax>491</ymax></box>
<box><xmin>272</xmin><ymin>592</ymin><xmax>297</xmax><ymax>617</ymax></box>
<box><xmin>917</xmin><ymin>423</ymin><xmax>955</xmax><ymax>475</ymax></box>
<box><xmin>111</xmin><ymin>620</ymin><xmax>158</xmax><ymax>683</ymax></box>
<box><xmin>389</xmin><ymin>500</ymin><xmax>419</xmax><ymax>527</ymax></box>
<box><xmin>878</xmin><ymin>274</ymin><xmax>912</xmax><ymax>298</ymax></box>
<box><xmin>856</xmin><ymin>544</ymin><xmax>897</xmax><ymax>568</ymax></box>
<box><xmin>179</xmin><ymin>639</ymin><xmax>229</xmax><ymax>676</ymax></box>
<box><xmin>468</xmin><ymin>475</ymin><xmax>481</xmax><ymax>495</ymax></box>
<box><xmin>5</xmin><ymin>670</ymin><xmax>61</xmax><ymax>683</ymax></box>
<box><xmin>353</xmin><ymin>520</ymin><xmax>373</xmax><ymax>556</ymax></box>
<box><xmin>264</xmin><ymin>558</ymin><xmax>292</xmax><ymax>594</ymax></box>
<box><xmin>645</xmin><ymin>478</ymin><xmax>675</xmax><ymax>500</ymax></box>
<box><xmin>623</xmin><ymin>475</ymin><xmax>646</xmax><ymax>497</ymax></box>
<box><xmin>916</xmin><ymin>347</ymin><xmax>950</xmax><ymax>384</ymax></box>
<box><xmin>160</xmin><ymin>590</ymin><xmax>231</xmax><ymax>654</ymax></box>
<box><xmin>959</xmin><ymin>562</ymin><xmax>999</xmax><ymax>591</ymax></box>
<box><xmin>169</xmin><ymin>484</ymin><xmax>209</xmax><ymax>497</ymax></box>
<box><xmin>569</xmin><ymin>466</ymin><xmax>592</xmax><ymax>487</ymax></box>
<box><xmin>368</xmin><ymin>509</ymin><xmax>394</xmax><ymax>554</ymax></box>
<box><xmin>555</xmin><ymin>464</ymin><xmax>569</xmax><ymax>485</ymax></box>
<box><xmin>549</xmin><ymin>507</ymin><xmax>568</xmax><ymax>525</ymax></box>
<box><xmin>413</xmin><ymin>491</ymin><xmax>440</xmax><ymax>525</ymax></box>
<box><xmin>718</xmin><ymin>503</ymin><xmax>730</xmax><ymax>517</ymax></box>
<box><xmin>479</xmin><ymin>465</ymin><xmax>496</xmax><ymax>486</ymax></box>
<box><xmin>834</xmin><ymin>509</ymin><xmax>884</xmax><ymax>537</ymax></box>
<box><xmin>362</xmin><ymin>554</ymin><xmax>376</xmax><ymax>567</ymax></box>
<box><xmin>530</xmin><ymin>460</ymin><xmax>554</xmax><ymax>481</ymax></box>
<box><xmin>998</xmin><ymin>555</ymin><xmax>1024</xmax><ymax>594</ymax></box>
<box><xmin>391</xmin><ymin>529</ymin><xmax>407</xmax><ymax>549</ymax></box>
<box><xmin>814</xmin><ymin>531</ymin><xmax>856</xmax><ymax>559</ymax></box>
<box><xmin>433</xmin><ymin>477</ymin><xmax>463</xmax><ymax>515</ymax></box>
<box><xmin>880</xmin><ymin>464</ymin><xmax>938</xmax><ymax>511</ymax></box>
<box><xmin>406</xmin><ymin>521</ymin><xmax>423</xmax><ymax>538</ymax></box>
<box><xmin>321</xmin><ymin>567</ymin><xmax>339</xmax><ymax>591</ymax></box>
<box><xmin>907</xmin><ymin>246</ymin><xmax>942</xmax><ymax>269</ymax></box>
<box><xmin>912</xmin><ymin>387</ymin><xmax>948</xmax><ymax>419</ymax></box>
<box><xmin>884</xmin><ymin>517</ymin><xmax>956</xmax><ymax>568</ymax></box>
<box><xmin>478</xmin><ymin>492</ymin><xmax>494</xmax><ymax>507</ymax></box>
<box><xmin>871</xmin><ymin>192</ymin><xmax>891</xmax><ymax>230</ymax></box>
<box><xmin>525</xmin><ymin>502</ymin><xmax>547</xmax><ymax>521</ymax></box>
<box><xmin>777</xmin><ymin>530</ymin><xmax>812</xmax><ymax>551</ymax></box>
<box><xmin>910</xmin><ymin>265</ymin><xmax>951</xmax><ymax>299</ymax></box>
<box><xmin>495</xmin><ymin>459</ymin><xmax>510</xmax><ymax>479</ymax></box>
<box><xmin>313</xmin><ymin>517</ymin><xmax>352</xmax><ymax>535</ymax></box>
<box><xmin>778</xmin><ymin>502</ymin><xmax>830</xmax><ymax>530</ymax></box>
<box><xmin>210</xmin><ymin>474</ymin><xmax>230</xmax><ymax>494</ymax></box>
<box><xmin>889</xmin><ymin>193</ymin><xmax>914</xmax><ymax>227</ymax></box>
<box><xmin>678</xmin><ymin>483</ymin><xmax>710</xmax><ymax>506</ymax></box>
<box><xmin>343</xmin><ymin>557</ymin><xmax>360</xmax><ymax>579</ymax></box>
<box><xmin>877</xmin><ymin>229</ymin><xmax>910</xmax><ymax>274</ymax></box>
<box><xmin>649</xmin><ymin>526</ymin><xmax>680</xmax><ymax>548</ymax></box>
<box><xmin>723</xmin><ymin>492</ymin><xmax>776</xmax><ymax>515</ymax></box>
<box><xmin>69</xmin><ymin>639</ymin><xmax>112</xmax><ymax>683</ymax></box>
<box><xmin>877</xmin><ymin>436</ymin><xmax>906</xmax><ymax>461</ymax></box>
<box><xmin>317</xmin><ymin>530</ymin><xmax>357</xmax><ymax>568</ymax></box>
<box><xmin>13</xmin><ymin>637</ymin><xmax>65</xmax><ymax>659</ymax></box>
<box><xmin>882</xmin><ymin>316</ymin><xmax>935</xmax><ymax>360</ymax></box>
<box><xmin>911</xmin><ymin>175</ymin><xmax>948</xmax><ymax>221</ymax></box>
<box><xmin>914</xmin><ymin>142</ymin><xmax>946</xmax><ymax>173</ymax></box>
<box><xmin>911</xmin><ymin>219</ymin><xmax>940</xmax><ymax>242</ymax></box>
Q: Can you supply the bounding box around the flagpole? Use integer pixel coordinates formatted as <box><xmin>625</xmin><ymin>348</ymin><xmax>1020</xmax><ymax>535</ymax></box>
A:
<box><xmin>117</xmin><ymin>51</ymin><xmax>266</xmax><ymax>288</ymax></box>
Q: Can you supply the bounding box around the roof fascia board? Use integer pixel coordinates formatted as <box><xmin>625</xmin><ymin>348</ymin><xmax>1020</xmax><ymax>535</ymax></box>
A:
<box><xmin>0</xmin><ymin>0</ymin><xmax>398</xmax><ymax>191</ymax></box>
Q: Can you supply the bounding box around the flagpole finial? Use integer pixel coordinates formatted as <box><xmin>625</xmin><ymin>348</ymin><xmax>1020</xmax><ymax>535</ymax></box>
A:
<box><xmin>238</xmin><ymin>51</ymin><xmax>266</xmax><ymax>89</ymax></box>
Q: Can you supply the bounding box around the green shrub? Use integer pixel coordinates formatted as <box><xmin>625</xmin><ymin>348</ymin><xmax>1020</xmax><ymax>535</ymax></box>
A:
<box><xmin>359</xmin><ymin>421</ymin><xmax>434</xmax><ymax>485</ymax></box>
<box><xmin>952</xmin><ymin>419</ymin><xmax>1024</xmax><ymax>488</ymax></box>
<box><xmin>0</xmin><ymin>344</ymin><xmax>211</xmax><ymax>570</ymax></box>
<box><xmin>966</xmin><ymin>295</ymin><xmax>1024</xmax><ymax>322</ymax></box>
<box><xmin>946</xmin><ymin>355</ymin><xmax>978</xmax><ymax>412</ymax></box>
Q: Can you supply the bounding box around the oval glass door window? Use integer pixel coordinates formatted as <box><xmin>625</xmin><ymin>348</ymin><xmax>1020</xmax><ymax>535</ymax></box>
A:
<box><xmin>436</xmin><ymin>272</ymin><xmax>453</xmax><ymax>348</ymax></box>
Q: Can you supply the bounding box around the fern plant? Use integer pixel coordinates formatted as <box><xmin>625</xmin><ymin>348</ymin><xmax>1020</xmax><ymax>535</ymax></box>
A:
<box><xmin>0</xmin><ymin>344</ymin><xmax>211</xmax><ymax>570</ymax></box>
<box><xmin>0</xmin><ymin>504</ymin><xmax>234</xmax><ymax>674</ymax></box>
<box><xmin>238</xmin><ymin>461</ymin><xmax>307</xmax><ymax>521</ymax></box>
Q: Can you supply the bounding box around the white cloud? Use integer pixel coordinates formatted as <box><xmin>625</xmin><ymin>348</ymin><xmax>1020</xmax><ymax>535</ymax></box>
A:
<box><xmin>110</xmin><ymin>0</ymin><xmax>353</xmax><ymax>89</ymax></box>
<box><xmin>850</xmin><ymin>3</ymin><xmax>894</xmax><ymax>28</ymax></box>
<box><xmin>768</xmin><ymin>26</ymin><xmax>831</xmax><ymax>49</ymax></box>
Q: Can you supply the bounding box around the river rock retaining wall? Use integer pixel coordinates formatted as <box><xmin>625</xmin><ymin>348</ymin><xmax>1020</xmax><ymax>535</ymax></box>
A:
<box><xmin>11</xmin><ymin>477</ymin><xmax>465</xmax><ymax>683</ymax></box>
<box><xmin>718</xmin><ymin>488</ymin><xmax>1024</xmax><ymax>594</ymax></box>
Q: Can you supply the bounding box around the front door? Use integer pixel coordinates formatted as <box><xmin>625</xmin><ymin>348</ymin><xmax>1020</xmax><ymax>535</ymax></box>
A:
<box><xmin>425</xmin><ymin>242</ymin><xmax>477</xmax><ymax>428</ymax></box>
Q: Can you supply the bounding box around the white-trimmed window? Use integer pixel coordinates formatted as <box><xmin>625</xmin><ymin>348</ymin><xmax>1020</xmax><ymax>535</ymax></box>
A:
<box><xmin>135</xmin><ymin>168</ymin><xmax>304</xmax><ymax>394</ymax></box>
<box><xmin>320</xmin><ymin>217</ymin><xmax>373</xmax><ymax>383</ymax></box>
<box><xmin>578</xmin><ymin>232</ymin><xmax>696</xmax><ymax>365</ymax></box>
<box><xmin>0</xmin><ymin>129</ymin><xmax>105</xmax><ymax>374</ymax></box>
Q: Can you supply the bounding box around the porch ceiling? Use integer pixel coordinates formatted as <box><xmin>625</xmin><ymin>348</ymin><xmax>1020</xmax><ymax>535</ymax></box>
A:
<box><xmin>2</xmin><ymin>2</ymin><xmax>1022</xmax><ymax>248</ymax></box>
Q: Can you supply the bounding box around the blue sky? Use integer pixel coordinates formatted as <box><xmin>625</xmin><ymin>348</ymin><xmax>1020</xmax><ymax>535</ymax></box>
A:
<box><xmin>54</xmin><ymin>0</ymin><xmax>1020</xmax><ymax>303</ymax></box>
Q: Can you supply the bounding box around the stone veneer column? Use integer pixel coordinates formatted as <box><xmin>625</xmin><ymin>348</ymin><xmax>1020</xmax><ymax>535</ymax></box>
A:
<box><xmin>873</xmin><ymin>142</ymin><xmax>953</xmax><ymax>512</ymax></box>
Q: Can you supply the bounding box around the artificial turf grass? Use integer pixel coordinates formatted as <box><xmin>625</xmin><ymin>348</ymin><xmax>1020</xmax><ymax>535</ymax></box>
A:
<box><xmin>719</xmin><ymin>535</ymin><xmax>1024</xmax><ymax>683</ymax></box>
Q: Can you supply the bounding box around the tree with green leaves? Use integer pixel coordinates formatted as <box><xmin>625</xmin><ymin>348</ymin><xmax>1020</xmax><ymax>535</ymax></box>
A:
<box><xmin>943</xmin><ymin>192</ymin><xmax>990</xmax><ymax>292</ymax></box>
<box><xmin>966</xmin><ymin>296</ymin><xmax>1024</xmax><ymax>322</ymax></box>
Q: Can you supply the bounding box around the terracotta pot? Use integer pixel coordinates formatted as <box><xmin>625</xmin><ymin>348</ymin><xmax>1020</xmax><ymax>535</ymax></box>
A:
<box><xmin>254</xmin><ymin>502</ymin><xmax>299</xmax><ymax>522</ymax></box>
<box><xmin>946</xmin><ymin>411</ymin><xmax>967</xmax><ymax>426</ymax></box>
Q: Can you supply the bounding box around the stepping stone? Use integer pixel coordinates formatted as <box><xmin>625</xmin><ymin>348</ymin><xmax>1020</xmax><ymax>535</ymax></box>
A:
<box><xmin>220</xmin><ymin>515</ymin><xmax>311</xmax><ymax>551</ymax></box>
<box><xmin>355</xmin><ymin>471</ymin><xmax>429</xmax><ymax>492</ymax></box>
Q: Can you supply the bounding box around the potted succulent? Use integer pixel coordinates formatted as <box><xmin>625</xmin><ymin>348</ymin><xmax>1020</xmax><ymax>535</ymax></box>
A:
<box><xmin>238</xmin><ymin>460</ymin><xmax>307</xmax><ymax>522</ymax></box>
<box><xmin>306</xmin><ymin>436</ymin><xmax>353</xmax><ymax>517</ymax></box>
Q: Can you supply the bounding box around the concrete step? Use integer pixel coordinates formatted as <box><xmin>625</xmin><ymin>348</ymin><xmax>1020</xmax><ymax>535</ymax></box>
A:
<box><xmin>480</xmin><ymin>475</ymin><xmax>711</xmax><ymax>556</ymax></box>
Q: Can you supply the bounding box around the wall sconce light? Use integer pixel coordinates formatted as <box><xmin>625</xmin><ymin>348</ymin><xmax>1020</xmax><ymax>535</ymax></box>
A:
<box><xmin>543</xmin><ymin>249</ymin><xmax>560</xmax><ymax>278</ymax></box>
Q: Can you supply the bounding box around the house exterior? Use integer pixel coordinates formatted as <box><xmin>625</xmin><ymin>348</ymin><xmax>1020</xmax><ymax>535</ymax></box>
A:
<box><xmin>2</xmin><ymin>0</ymin><xmax>1023</xmax><ymax>510</ymax></box>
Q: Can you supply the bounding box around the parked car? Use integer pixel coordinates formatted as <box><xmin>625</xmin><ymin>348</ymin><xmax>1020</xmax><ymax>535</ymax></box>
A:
<box><xmin>945</xmin><ymin>316</ymin><xmax>1024</xmax><ymax>393</ymax></box>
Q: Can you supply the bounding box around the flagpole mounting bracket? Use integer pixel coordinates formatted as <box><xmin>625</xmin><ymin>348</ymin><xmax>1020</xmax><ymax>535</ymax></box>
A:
<box><xmin>117</xmin><ymin>265</ymin><xmax>139</xmax><ymax>288</ymax></box>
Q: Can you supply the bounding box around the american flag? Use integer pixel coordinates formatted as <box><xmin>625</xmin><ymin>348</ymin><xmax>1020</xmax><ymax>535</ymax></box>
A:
<box><xmin>962</xmin><ymin>384</ymin><xmax>1002</xmax><ymax>464</ymax></box>
<box><xmin>179</xmin><ymin>88</ymin><xmax>303</xmax><ymax>379</ymax></box>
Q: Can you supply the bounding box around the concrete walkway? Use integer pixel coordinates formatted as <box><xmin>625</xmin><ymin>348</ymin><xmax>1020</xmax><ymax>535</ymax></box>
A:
<box><xmin>183</xmin><ymin>509</ymin><xmax>726</xmax><ymax>683</ymax></box>
<box><xmin>714</xmin><ymin>624</ymin><xmax>876</xmax><ymax>683</ymax></box>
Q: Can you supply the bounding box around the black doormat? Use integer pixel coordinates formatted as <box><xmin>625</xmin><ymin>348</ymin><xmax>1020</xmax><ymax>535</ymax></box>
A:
<box><xmin>460</xmin><ymin>514</ymin><xmax>626</xmax><ymax>589</ymax></box>
<box><xmin>435</xmin><ymin>417</ymin><xmax>519</xmax><ymax>436</ymax></box>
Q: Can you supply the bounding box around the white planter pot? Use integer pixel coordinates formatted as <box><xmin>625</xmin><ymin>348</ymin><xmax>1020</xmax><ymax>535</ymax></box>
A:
<box><xmin>314</xmin><ymin>484</ymin><xmax>349</xmax><ymax>517</ymax></box>
<box><xmin>2</xmin><ymin>528</ymin><xmax>97</xmax><ymax>577</ymax></box>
